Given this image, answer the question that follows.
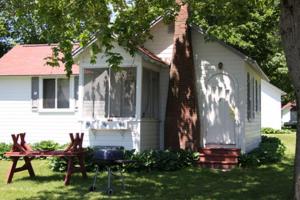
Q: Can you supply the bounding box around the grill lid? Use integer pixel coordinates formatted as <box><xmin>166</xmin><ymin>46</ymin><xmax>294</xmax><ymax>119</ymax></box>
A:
<box><xmin>93</xmin><ymin>146</ymin><xmax>124</xmax><ymax>161</ymax></box>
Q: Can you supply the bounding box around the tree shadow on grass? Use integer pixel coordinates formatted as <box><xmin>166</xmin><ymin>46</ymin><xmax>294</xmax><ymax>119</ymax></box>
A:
<box><xmin>16</xmin><ymin>174</ymin><xmax>64</xmax><ymax>183</ymax></box>
<box><xmin>16</xmin><ymin>160</ymin><xmax>293</xmax><ymax>200</ymax></box>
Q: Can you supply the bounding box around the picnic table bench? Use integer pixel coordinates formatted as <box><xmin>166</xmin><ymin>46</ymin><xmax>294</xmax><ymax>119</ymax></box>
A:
<box><xmin>5</xmin><ymin>133</ymin><xmax>87</xmax><ymax>186</ymax></box>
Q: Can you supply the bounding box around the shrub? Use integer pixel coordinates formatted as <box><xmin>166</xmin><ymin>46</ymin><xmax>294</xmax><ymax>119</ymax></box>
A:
<box><xmin>32</xmin><ymin>140</ymin><xmax>60</xmax><ymax>151</ymax></box>
<box><xmin>239</xmin><ymin>135</ymin><xmax>286</xmax><ymax>167</ymax></box>
<box><xmin>123</xmin><ymin>149</ymin><xmax>199</xmax><ymax>172</ymax></box>
<box><xmin>261</xmin><ymin>127</ymin><xmax>294</xmax><ymax>135</ymax></box>
<box><xmin>0</xmin><ymin>143</ymin><xmax>12</xmax><ymax>160</ymax></box>
<box><xmin>48</xmin><ymin>148</ymin><xmax>200</xmax><ymax>172</ymax></box>
<box><xmin>49</xmin><ymin>147</ymin><xmax>95</xmax><ymax>172</ymax></box>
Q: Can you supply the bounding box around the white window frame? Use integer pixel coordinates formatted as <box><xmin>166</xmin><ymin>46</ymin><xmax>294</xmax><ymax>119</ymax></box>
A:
<box><xmin>38</xmin><ymin>76</ymin><xmax>76</xmax><ymax>112</ymax></box>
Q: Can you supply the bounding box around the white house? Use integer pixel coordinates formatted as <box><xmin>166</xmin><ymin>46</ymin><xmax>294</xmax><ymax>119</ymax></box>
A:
<box><xmin>261</xmin><ymin>79</ymin><xmax>286</xmax><ymax>130</ymax></box>
<box><xmin>282</xmin><ymin>101</ymin><xmax>297</xmax><ymax>126</ymax></box>
<box><xmin>0</xmin><ymin>19</ymin><xmax>270</xmax><ymax>153</ymax></box>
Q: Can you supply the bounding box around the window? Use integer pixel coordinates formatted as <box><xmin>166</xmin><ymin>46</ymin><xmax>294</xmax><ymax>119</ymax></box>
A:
<box><xmin>252</xmin><ymin>77</ymin><xmax>255</xmax><ymax>118</ymax></box>
<box><xmin>247</xmin><ymin>73</ymin><xmax>251</xmax><ymax>120</ymax></box>
<box><xmin>31</xmin><ymin>77</ymin><xmax>39</xmax><ymax>108</ymax></box>
<box><xmin>255</xmin><ymin>80</ymin><xmax>258</xmax><ymax>112</ymax></box>
<box><xmin>83</xmin><ymin>67</ymin><xmax>136</xmax><ymax>118</ymax></box>
<box><xmin>142</xmin><ymin>68</ymin><xmax>159</xmax><ymax>119</ymax></box>
<box><xmin>74</xmin><ymin>76</ymin><xmax>79</xmax><ymax>108</ymax></box>
<box><xmin>247</xmin><ymin>73</ymin><xmax>259</xmax><ymax>121</ymax></box>
<box><xmin>42</xmin><ymin>78</ymin><xmax>70</xmax><ymax>109</ymax></box>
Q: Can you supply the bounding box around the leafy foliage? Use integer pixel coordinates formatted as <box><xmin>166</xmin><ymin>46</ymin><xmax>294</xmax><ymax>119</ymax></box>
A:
<box><xmin>239</xmin><ymin>135</ymin><xmax>286</xmax><ymax>167</ymax></box>
<box><xmin>49</xmin><ymin>148</ymin><xmax>200</xmax><ymax>173</ymax></box>
<box><xmin>189</xmin><ymin>0</ymin><xmax>293</xmax><ymax>102</ymax></box>
<box><xmin>261</xmin><ymin>127</ymin><xmax>294</xmax><ymax>134</ymax></box>
<box><xmin>49</xmin><ymin>147</ymin><xmax>95</xmax><ymax>172</ymax></box>
<box><xmin>32</xmin><ymin>140</ymin><xmax>60</xmax><ymax>151</ymax></box>
<box><xmin>1</xmin><ymin>0</ymin><xmax>292</xmax><ymax>101</ymax></box>
<box><xmin>123</xmin><ymin>149</ymin><xmax>200</xmax><ymax>172</ymax></box>
<box><xmin>0</xmin><ymin>143</ymin><xmax>11</xmax><ymax>160</ymax></box>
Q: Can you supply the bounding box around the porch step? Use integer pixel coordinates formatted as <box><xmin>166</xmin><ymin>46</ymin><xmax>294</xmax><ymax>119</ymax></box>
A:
<box><xmin>198</xmin><ymin>148</ymin><xmax>241</xmax><ymax>170</ymax></box>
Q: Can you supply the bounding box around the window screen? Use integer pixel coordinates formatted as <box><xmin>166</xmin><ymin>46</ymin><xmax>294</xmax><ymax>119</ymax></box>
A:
<box><xmin>110</xmin><ymin>68</ymin><xmax>136</xmax><ymax>117</ymax></box>
<box><xmin>252</xmin><ymin>77</ymin><xmax>255</xmax><ymax>118</ymax></box>
<box><xmin>142</xmin><ymin>68</ymin><xmax>159</xmax><ymax>119</ymax></box>
<box><xmin>57</xmin><ymin>78</ymin><xmax>70</xmax><ymax>108</ymax></box>
<box><xmin>74</xmin><ymin>76</ymin><xmax>79</xmax><ymax>108</ymax></box>
<box><xmin>83</xmin><ymin>67</ymin><xmax>136</xmax><ymax>118</ymax></box>
<box><xmin>247</xmin><ymin>73</ymin><xmax>251</xmax><ymax>120</ymax></box>
<box><xmin>43</xmin><ymin>79</ymin><xmax>55</xmax><ymax>108</ymax></box>
<box><xmin>31</xmin><ymin>77</ymin><xmax>39</xmax><ymax>108</ymax></box>
<box><xmin>83</xmin><ymin>68</ymin><xmax>109</xmax><ymax>118</ymax></box>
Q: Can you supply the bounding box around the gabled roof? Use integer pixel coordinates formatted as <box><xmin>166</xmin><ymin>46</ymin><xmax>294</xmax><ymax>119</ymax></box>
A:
<box><xmin>138</xmin><ymin>46</ymin><xmax>169</xmax><ymax>66</ymax></box>
<box><xmin>72</xmin><ymin>40</ymin><xmax>169</xmax><ymax>68</ymax></box>
<box><xmin>190</xmin><ymin>25</ymin><xmax>269</xmax><ymax>81</ymax></box>
<box><xmin>0</xmin><ymin>44</ymin><xmax>79</xmax><ymax>76</ymax></box>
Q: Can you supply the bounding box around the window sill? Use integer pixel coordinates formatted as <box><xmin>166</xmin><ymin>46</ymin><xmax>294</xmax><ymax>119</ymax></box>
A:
<box><xmin>38</xmin><ymin>109</ymin><xmax>76</xmax><ymax>113</ymax></box>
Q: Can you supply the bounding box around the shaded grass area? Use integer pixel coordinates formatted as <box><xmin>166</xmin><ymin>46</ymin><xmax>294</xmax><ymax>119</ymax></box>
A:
<box><xmin>0</xmin><ymin>134</ymin><xmax>295</xmax><ymax>200</ymax></box>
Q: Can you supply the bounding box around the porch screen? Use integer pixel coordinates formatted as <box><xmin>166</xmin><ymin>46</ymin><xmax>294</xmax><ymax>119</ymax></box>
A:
<box><xmin>110</xmin><ymin>68</ymin><xmax>136</xmax><ymax>117</ymax></box>
<box><xmin>142</xmin><ymin>68</ymin><xmax>159</xmax><ymax>119</ymax></box>
<box><xmin>83</xmin><ymin>68</ymin><xmax>109</xmax><ymax>118</ymax></box>
<box><xmin>83</xmin><ymin>67</ymin><xmax>136</xmax><ymax>118</ymax></box>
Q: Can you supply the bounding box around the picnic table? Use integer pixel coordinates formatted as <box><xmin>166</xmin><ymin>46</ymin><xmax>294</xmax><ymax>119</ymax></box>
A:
<box><xmin>5</xmin><ymin>133</ymin><xmax>87</xmax><ymax>185</ymax></box>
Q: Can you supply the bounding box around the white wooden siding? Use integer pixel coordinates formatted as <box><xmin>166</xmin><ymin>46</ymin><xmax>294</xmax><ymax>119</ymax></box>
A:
<box><xmin>144</xmin><ymin>20</ymin><xmax>174</xmax><ymax>64</ymax></box>
<box><xmin>282</xmin><ymin>109</ymin><xmax>291</xmax><ymax>124</ymax></box>
<box><xmin>261</xmin><ymin>80</ymin><xmax>283</xmax><ymax>130</ymax></box>
<box><xmin>77</xmin><ymin>43</ymin><xmax>142</xmax><ymax>68</ymax></box>
<box><xmin>0</xmin><ymin>76</ymin><xmax>82</xmax><ymax>145</ymax></box>
<box><xmin>244</xmin><ymin>63</ymin><xmax>262</xmax><ymax>153</ymax></box>
<box><xmin>86</xmin><ymin>121</ymin><xmax>140</xmax><ymax>151</ymax></box>
<box><xmin>140</xmin><ymin>120</ymin><xmax>159</xmax><ymax>151</ymax></box>
<box><xmin>192</xmin><ymin>30</ymin><xmax>245</xmax><ymax>150</ymax></box>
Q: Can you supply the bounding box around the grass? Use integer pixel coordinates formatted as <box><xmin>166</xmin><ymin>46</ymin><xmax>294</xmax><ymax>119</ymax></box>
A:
<box><xmin>0</xmin><ymin>134</ymin><xmax>296</xmax><ymax>200</ymax></box>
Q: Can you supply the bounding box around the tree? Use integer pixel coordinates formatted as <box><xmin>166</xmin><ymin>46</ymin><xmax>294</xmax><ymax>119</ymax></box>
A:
<box><xmin>189</xmin><ymin>0</ymin><xmax>293</xmax><ymax>103</ymax></box>
<box><xmin>4</xmin><ymin>0</ymin><xmax>300</xmax><ymax>197</ymax></box>
<box><xmin>280</xmin><ymin>1</ymin><xmax>300</xmax><ymax>198</ymax></box>
<box><xmin>6</xmin><ymin>0</ymin><xmax>179</xmax><ymax>76</ymax></box>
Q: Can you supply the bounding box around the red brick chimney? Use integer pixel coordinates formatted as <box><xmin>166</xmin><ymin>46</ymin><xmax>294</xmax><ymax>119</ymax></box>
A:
<box><xmin>164</xmin><ymin>1</ymin><xmax>200</xmax><ymax>151</ymax></box>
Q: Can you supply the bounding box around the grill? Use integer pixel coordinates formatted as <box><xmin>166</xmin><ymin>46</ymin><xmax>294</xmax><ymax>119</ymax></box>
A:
<box><xmin>93</xmin><ymin>146</ymin><xmax>124</xmax><ymax>162</ymax></box>
<box><xmin>89</xmin><ymin>146</ymin><xmax>129</xmax><ymax>195</ymax></box>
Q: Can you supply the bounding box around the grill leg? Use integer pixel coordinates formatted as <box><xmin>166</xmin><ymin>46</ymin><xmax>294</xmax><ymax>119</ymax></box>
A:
<box><xmin>89</xmin><ymin>166</ymin><xmax>99</xmax><ymax>192</ymax></box>
<box><xmin>120</xmin><ymin>170</ymin><xmax>125</xmax><ymax>190</ymax></box>
<box><xmin>107</xmin><ymin>166</ymin><xmax>113</xmax><ymax>195</ymax></box>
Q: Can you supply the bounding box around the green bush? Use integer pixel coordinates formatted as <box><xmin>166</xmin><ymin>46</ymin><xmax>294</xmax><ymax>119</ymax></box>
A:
<box><xmin>123</xmin><ymin>149</ymin><xmax>199</xmax><ymax>172</ymax></box>
<box><xmin>49</xmin><ymin>147</ymin><xmax>95</xmax><ymax>172</ymax></box>
<box><xmin>261</xmin><ymin>127</ymin><xmax>294</xmax><ymax>134</ymax></box>
<box><xmin>239</xmin><ymin>135</ymin><xmax>286</xmax><ymax>167</ymax></box>
<box><xmin>32</xmin><ymin>140</ymin><xmax>60</xmax><ymax>151</ymax></box>
<box><xmin>0</xmin><ymin>143</ymin><xmax>12</xmax><ymax>160</ymax></box>
<box><xmin>48</xmin><ymin>148</ymin><xmax>200</xmax><ymax>172</ymax></box>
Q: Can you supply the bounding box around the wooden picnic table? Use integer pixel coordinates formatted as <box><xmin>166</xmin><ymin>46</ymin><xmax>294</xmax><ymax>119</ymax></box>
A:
<box><xmin>5</xmin><ymin>133</ymin><xmax>87</xmax><ymax>186</ymax></box>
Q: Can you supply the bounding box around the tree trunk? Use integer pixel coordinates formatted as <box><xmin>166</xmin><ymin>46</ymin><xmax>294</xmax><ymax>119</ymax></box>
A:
<box><xmin>280</xmin><ymin>0</ymin><xmax>300</xmax><ymax>199</ymax></box>
<box><xmin>164</xmin><ymin>2</ymin><xmax>200</xmax><ymax>151</ymax></box>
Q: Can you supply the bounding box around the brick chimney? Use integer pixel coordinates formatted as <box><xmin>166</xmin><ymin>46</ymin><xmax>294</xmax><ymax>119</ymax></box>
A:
<box><xmin>164</xmin><ymin>1</ymin><xmax>200</xmax><ymax>151</ymax></box>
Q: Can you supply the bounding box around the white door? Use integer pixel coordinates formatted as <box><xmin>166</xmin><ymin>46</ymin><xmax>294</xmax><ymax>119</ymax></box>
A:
<box><xmin>205</xmin><ymin>73</ymin><xmax>237</xmax><ymax>146</ymax></box>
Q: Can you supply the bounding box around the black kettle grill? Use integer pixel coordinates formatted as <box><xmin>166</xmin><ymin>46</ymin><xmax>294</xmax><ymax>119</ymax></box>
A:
<box><xmin>93</xmin><ymin>146</ymin><xmax>124</xmax><ymax>162</ymax></box>
<box><xmin>89</xmin><ymin>146</ymin><xmax>128</xmax><ymax>195</ymax></box>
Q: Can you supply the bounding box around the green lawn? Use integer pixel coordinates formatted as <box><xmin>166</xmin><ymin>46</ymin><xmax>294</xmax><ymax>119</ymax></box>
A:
<box><xmin>0</xmin><ymin>134</ymin><xmax>295</xmax><ymax>200</ymax></box>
